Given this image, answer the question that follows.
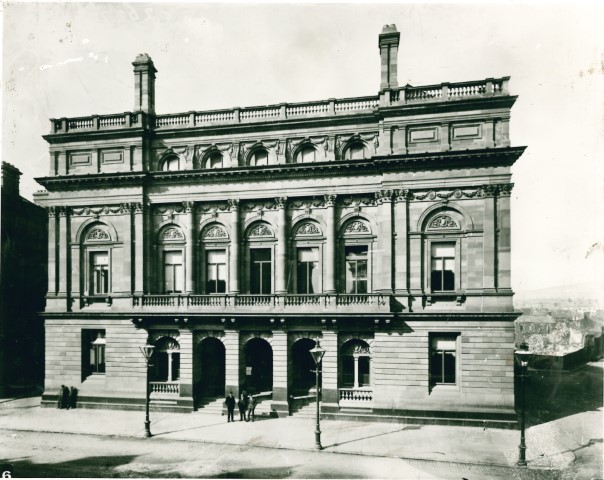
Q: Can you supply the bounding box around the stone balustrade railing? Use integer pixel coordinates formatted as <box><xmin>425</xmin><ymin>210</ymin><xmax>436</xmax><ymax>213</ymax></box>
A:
<box><xmin>49</xmin><ymin>77</ymin><xmax>509</xmax><ymax>134</ymax></box>
<box><xmin>339</xmin><ymin>388</ymin><xmax>374</xmax><ymax>407</ymax></box>
<box><xmin>150</xmin><ymin>381</ymin><xmax>180</xmax><ymax>396</ymax></box>
<box><xmin>131</xmin><ymin>293</ymin><xmax>390</xmax><ymax>312</ymax></box>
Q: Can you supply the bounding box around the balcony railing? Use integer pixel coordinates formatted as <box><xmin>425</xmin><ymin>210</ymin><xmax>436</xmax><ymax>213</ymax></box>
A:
<box><xmin>339</xmin><ymin>388</ymin><xmax>374</xmax><ymax>408</ymax></box>
<box><xmin>131</xmin><ymin>293</ymin><xmax>390</xmax><ymax>313</ymax></box>
<box><xmin>150</xmin><ymin>381</ymin><xmax>180</xmax><ymax>396</ymax></box>
<box><xmin>49</xmin><ymin>77</ymin><xmax>509</xmax><ymax>134</ymax></box>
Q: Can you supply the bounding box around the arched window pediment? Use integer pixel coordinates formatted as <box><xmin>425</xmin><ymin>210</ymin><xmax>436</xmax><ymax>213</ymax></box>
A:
<box><xmin>343</xmin><ymin>141</ymin><xmax>366</xmax><ymax>161</ymax></box>
<box><xmin>161</xmin><ymin>226</ymin><xmax>185</xmax><ymax>242</ymax></box>
<box><xmin>295</xmin><ymin>222</ymin><xmax>322</xmax><ymax>236</ymax></box>
<box><xmin>248</xmin><ymin>223</ymin><xmax>274</xmax><ymax>238</ymax></box>
<box><xmin>343</xmin><ymin>220</ymin><xmax>371</xmax><ymax>235</ymax></box>
<box><xmin>155</xmin><ymin>336</ymin><xmax>180</xmax><ymax>351</ymax></box>
<box><xmin>161</xmin><ymin>155</ymin><xmax>181</xmax><ymax>172</ymax></box>
<box><xmin>203</xmin><ymin>225</ymin><xmax>228</xmax><ymax>240</ymax></box>
<box><xmin>427</xmin><ymin>214</ymin><xmax>460</xmax><ymax>230</ymax></box>
<box><xmin>296</xmin><ymin>145</ymin><xmax>317</xmax><ymax>164</ymax></box>
<box><xmin>86</xmin><ymin>226</ymin><xmax>111</xmax><ymax>242</ymax></box>
<box><xmin>342</xmin><ymin>339</ymin><xmax>371</xmax><ymax>356</ymax></box>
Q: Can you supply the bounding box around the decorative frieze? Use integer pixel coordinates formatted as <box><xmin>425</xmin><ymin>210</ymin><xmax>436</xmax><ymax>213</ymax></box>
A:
<box><xmin>427</xmin><ymin>215</ymin><xmax>460</xmax><ymax>230</ymax></box>
<box><xmin>204</xmin><ymin>225</ymin><xmax>228</xmax><ymax>239</ymax></box>
<box><xmin>249</xmin><ymin>224</ymin><xmax>273</xmax><ymax>237</ymax></box>
<box><xmin>295</xmin><ymin>222</ymin><xmax>322</xmax><ymax>236</ymax></box>
<box><xmin>86</xmin><ymin>227</ymin><xmax>111</xmax><ymax>241</ymax></box>
<box><xmin>344</xmin><ymin>221</ymin><xmax>370</xmax><ymax>234</ymax></box>
<box><xmin>162</xmin><ymin>227</ymin><xmax>185</xmax><ymax>240</ymax></box>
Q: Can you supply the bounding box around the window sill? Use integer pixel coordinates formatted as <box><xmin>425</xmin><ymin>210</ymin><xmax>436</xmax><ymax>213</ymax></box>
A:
<box><xmin>425</xmin><ymin>293</ymin><xmax>464</xmax><ymax>306</ymax></box>
<box><xmin>84</xmin><ymin>295</ymin><xmax>112</xmax><ymax>306</ymax></box>
<box><xmin>429</xmin><ymin>384</ymin><xmax>460</xmax><ymax>395</ymax></box>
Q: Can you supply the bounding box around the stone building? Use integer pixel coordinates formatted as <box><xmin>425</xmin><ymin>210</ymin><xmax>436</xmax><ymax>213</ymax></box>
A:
<box><xmin>35</xmin><ymin>25</ymin><xmax>524</xmax><ymax>425</ymax></box>
<box><xmin>1</xmin><ymin>162</ymin><xmax>47</xmax><ymax>395</ymax></box>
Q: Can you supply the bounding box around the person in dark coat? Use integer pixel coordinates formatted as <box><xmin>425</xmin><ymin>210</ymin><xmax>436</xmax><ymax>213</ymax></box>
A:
<box><xmin>61</xmin><ymin>385</ymin><xmax>70</xmax><ymax>410</ymax></box>
<box><xmin>225</xmin><ymin>391</ymin><xmax>236</xmax><ymax>422</ymax></box>
<box><xmin>57</xmin><ymin>385</ymin><xmax>66</xmax><ymax>409</ymax></box>
<box><xmin>247</xmin><ymin>395</ymin><xmax>257</xmax><ymax>422</ymax></box>
<box><xmin>69</xmin><ymin>386</ymin><xmax>78</xmax><ymax>409</ymax></box>
<box><xmin>238</xmin><ymin>393</ymin><xmax>247</xmax><ymax>421</ymax></box>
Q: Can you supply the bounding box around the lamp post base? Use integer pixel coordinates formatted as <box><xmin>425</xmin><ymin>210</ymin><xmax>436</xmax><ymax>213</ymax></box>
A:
<box><xmin>315</xmin><ymin>430</ymin><xmax>322</xmax><ymax>450</ymax></box>
<box><xmin>518</xmin><ymin>445</ymin><xmax>527</xmax><ymax>466</ymax></box>
<box><xmin>144</xmin><ymin>420</ymin><xmax>152</xmax><ymax>438</ymax></box>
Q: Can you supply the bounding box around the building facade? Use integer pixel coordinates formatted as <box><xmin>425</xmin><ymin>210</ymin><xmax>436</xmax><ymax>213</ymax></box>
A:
<box><xmin>35</xmin><ymin>25</ymin><xmax>524</xmax><ymax>425</ymax></box>
<box><xmin>1</xmin><ymin>162</ymin><xmax>47</xmax><ymax>395</ymax></box>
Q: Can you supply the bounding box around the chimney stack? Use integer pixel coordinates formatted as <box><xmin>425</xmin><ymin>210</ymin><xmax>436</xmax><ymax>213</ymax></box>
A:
<box><xmin>133</xmin><ymin>53</ymin><xmax>157</xmax><ymax>114</ymax></box>
<box><xmin>1</xmin><ymin>162</ymin><xmax>21</xmax><ymax>197</ymax></box>
<box><xmin>379</xmin><ymin>24</ymin><xmax>400</xmax><ymax>91</ymax></box>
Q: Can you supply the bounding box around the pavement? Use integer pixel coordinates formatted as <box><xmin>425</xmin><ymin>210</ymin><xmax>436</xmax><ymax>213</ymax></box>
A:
<box><xmin>0</xmin><ymin>395</ymin><xmax>589</xmax><ymax>472</ymax></box>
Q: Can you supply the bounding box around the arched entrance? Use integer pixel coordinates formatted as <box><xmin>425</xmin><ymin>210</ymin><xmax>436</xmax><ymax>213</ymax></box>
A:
<box><xmin>291</xmin><ymin>338</ymin><xmax>317</xmax><ymax>396</ymax></box>
<box><xmin>199</xmin><ymin>337</ymin><xmax>225</xmax><ymax>397</ymax></box>
<box><xmin>243</xmin><ymin>338</ymin><xmax>273</xmax><ymax>394</ymax></box>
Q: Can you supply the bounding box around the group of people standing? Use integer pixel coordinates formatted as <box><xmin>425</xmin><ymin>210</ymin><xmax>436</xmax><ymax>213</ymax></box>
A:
<box><xmin>225</xmin><ymin>391</ymin><xmax>257</xmax><ymax>422</ymax></box>
<box><xmin>57</xmin><ymin>385</ymin><xmax>78</xmax><ymax>409</ymax></box>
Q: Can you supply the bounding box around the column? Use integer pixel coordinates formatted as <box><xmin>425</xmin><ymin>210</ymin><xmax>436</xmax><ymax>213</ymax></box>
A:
<box><xmin>320</xmin><ymin>330</ymin><xmax>339</xmax><ymax>412</ymax></box>
<box><xmin>353</xmin><ymin>355</ymin><xmax>359</xmax><ymax>389</ymax></box>
<box><xmin>184</xmin><ymin>202</ymin><xmax>195</xmax><ymax>293</ymax></box>
<box><xmin>57</xmin><ymin>207</ymin><xmax>69</xmax><ymax>300</ymax></box>
<box><xmin>224</xmin><ymin>329</ymin><xmax>240</xmax><ymax>397</ymax></box>
<box><xmin>122</xmin><ymin>204</ymin><xmax>133</xmax><ymax>294</ymax></box>
<box><xmin>271</xmin><ymin>330</ymin><xmax>289</xmax><ymax>416</ymax></box>
<box><xmin>324</xmin><ymin>194</ymin><xmax>337</xmax><ymax>294</ymax></box>
<box><xmin>178</xmin><ymin>328</ymin><xmax>194</xmax><ymax>409</ymax></box>
<box><xmin>498</xmin><ymin>185</ymin><xmax>513</xmax><ymax>290</ymax></box>
<box><xmin>275</xmin><ymin>197</ymin><xmax>287</xmax><ymax>294</ymax></box>
<box><xmin>134</xmin><ymin>203</ymin><xmax>145</xmax><ymax>294</ymax></box>
<box><xmin>375</xmin><ymin>190</ymin><xmax>393</xmax><ymax>293</ymax></box>
<box><xmin>393</xmin><ymin>189</ymin><xmax>409</xmax><ymax>294</ymax></box>
<box><xmin>228</xmin><ymin>200</ymin><xmax>240</xmax><ymax>293</ymax></box>
<box><xmin>483</xmin><ymin>186</ymin><xmax>497</xmax><ymax>291</ymax></box>
<box><xmin>47</xmin><ymin>208</ymin><xmax>57</xmax><ymax>295</ymax></box>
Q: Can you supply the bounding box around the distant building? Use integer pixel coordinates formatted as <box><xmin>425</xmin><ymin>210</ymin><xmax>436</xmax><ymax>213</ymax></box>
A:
<box><xmin>1</xmin><ymin>162</ymin><xmax>47</xmax><ymax>395</ymax></box>
<box><xmin>34</xmin><ymin>25</ymin><xmax>524</xmax><ymax>425</ymax></box>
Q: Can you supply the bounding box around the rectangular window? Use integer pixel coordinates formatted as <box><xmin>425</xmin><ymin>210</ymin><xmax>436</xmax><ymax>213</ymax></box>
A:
<box><xmin>430</xmin><ymin>334</ymin><xmax>459</xmax><ymax>386</ymax></box>
<box><xmin>296</xmin><ymin>247</ymin><xmax>319</xmax><ymax>294</ymax></box>
<box><xmin>164</xmin><ymin>251</ymin><xmax>183</xmax><ymax>293</ymax></box>
<box><xmin>250</xmin><ymin>248</ymin><xmax>272</xmax><ymax>294</ymax></box>
<box><xmin>90</xmin><ymin>252</ymin><xmax>109</xmax><ymax>295</ymax></box>
<box><xmin>345</xmin><ymin>245</ymin><xmax>368</xmax><ymax>294</ymax></box>
<box><xmin>431</xmin><ymin>243</ymin><xmax>455</xmax><ymax>292</ymax></box>
<box><xmin>82</xmin><ymin>329</ymin><xmax>106</xmax><ymax>379</ymax></box>
<box><xmin>206</xmin><ymin>250</ymin><xmax>227</xmax><ymax>293</ymax></box>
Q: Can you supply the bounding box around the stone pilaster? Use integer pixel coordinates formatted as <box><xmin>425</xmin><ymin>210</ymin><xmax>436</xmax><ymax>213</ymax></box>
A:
<box><xmin>47</xmin><ymin>207</ymin><xmax>57</xmax><ymax>296</ymax></box>
<box><xmin>134</xmin><ymin>203</ymin><xmax>145</xmax><ymax>295</ymax></box>
<box><xmin>57</xmin><ymin>207</ymin><xmax>69</xmax><ymax>302</ymax></box>
<box><xmin>320</xmin><ymin>330</ymin><xmax>339</xmax><ymax>412</ymax></box>
<box><xmin>375</xmin><ymin>190</ymin><xmax>393</xmax><ymax>293</ymax></box>
<box><xmin>184</xmin><ymin>201</ymin><xmax>195</xmax><ymax>293</ymax></box>
<box><xmin>228</xmin><ymin>199</ymin><xmax>240</xmax><ymax>294</ymax></box>
<box><xmin>275</xmin><ymin>197</ymin><xmax>288</xmax><ymax>294</ymax></box>
<box><xmin>393</xmin><ymin>189</ymin><xmax>409</xmax><ymax>294</ymax></box>
<box><xmin>271</xmin><ymin>329</ymin><xmax>289</xmax><ymax>416</ymax></box>
<box><xmin>324</xmin><ymin>194</ymin><xmax>337</xmax><ymax>294</ymax></box>
<box><xmin>178</xmin><ymin>327</ymin><xmax>194</xmax><ymax>410</ymax></box>
<box><xmin>498</xmin><ymin>184</ymin><xmax>513</xmax><ymax>290</ymax></box>
<box><xmin>224</xmin><ymin>329</ymin><xmax>240</xmax><ymax>396</ymax></box>
<box><xmin>482</xmin><ymin>185</ymin><xmax>498</xmax><ymax>291</ymax></box>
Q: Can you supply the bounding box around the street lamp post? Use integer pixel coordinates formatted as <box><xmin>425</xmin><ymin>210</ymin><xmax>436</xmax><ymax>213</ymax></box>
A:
<box><xmin>140</xmin><ymin>344</ymin><xmax>155</xmax><ymax>438</ymax></box>
<box><xmin>309</xmin><ymin>340</ymin><xmax>326</xmax><ymax>450</ymax></box>
<box><xmin>515</xmin><ymin>342</ymin><xmax>533</xmax><ymax>466</ymax></box>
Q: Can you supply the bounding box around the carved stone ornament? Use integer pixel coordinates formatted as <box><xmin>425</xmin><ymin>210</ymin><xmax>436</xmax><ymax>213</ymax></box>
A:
<box><xmin>162</xmin><ymin>227</ymin><xmax>185</xmax><ymax>241</ymax></box>
<box><xmin>249</xmin><ymin>224</ymin><xmax>273</xmax><ymax>237</ymax></box>
<box><xmin>87</xmin><ymin>228</ymin><xmax>110</xmax><ymax>241</ymax></box>
<box><xmin>428</xmin><ymin>215</ymin><xmax>459</xmax><ymax>230</ymax></box>
<box><xmin>296</xmin><ymin>222</ymin><xmax>321</xmax><ymax>236</ymax></box>
<box><xmin>344</xmin><ymin>221</ymin><xmax>370</xmax><ymax>234</ymax></box>
<box><xmin>204</xmin><ymin>225</ymin><xmax>228</xmax><ymax>239</ymax></box>
<box><xmin>353</xmin><ymin>345</ymin><xmax>371</xmax><ymax>354</ymax></box>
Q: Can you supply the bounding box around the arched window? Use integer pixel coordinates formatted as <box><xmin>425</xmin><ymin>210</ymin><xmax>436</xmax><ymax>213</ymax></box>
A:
<box><xmin>246</xmin><ymin>222</ymin><xmax>275</xmax><ymax>294</ymax></box>
<box><xmin>82</xmin><ymin>223</ymin><xmax>113</xmax><ymax>299</ymax></box>
<box><xmin>292</xmin><ymin>221</ymin><xmax>323</xmax><ymax>294</ymax></box>
<box><xmin>250</xmin><ymin>148</ymin><xmax>269</xmax><ymax>166</ymax></box>
<box><xmin>206</xmin><ymin>152</ymin><xmax>223</xmax><ymax>169</ymax></box>
<box><xmin>341</xmin><ymin>339</ymin><xmax>371</xmax><ymax>388</ymax></box>
<box><xmin>201</xmin><ymin>224</ymin><xmax>229</xmax><ymax>294</ymax></box>
<box><xmin>296</xmin><ymin>146</ymin><xmax>316</xmax><ymax>164</ymax></box>
<box><xmin>158</xmin><ymin>226</ymin><xmax>185</xmax><ymax>293</ymax></box>
<box><xmin>161</xmin><ymin>155</ymin><xmax>181</xmax><ymax>171</ymax></box>
<box><xmin>151</xmin><ymin>337</ymin><xmax>180</xmax><ymax>382</ymax></box>
<box><xmin>343</xmin><ymin>142</ymin><xmax>366</xmax><ymax>160</ymax></box>
<box><xmin>340</xmin><ymin>218</ymin><xmax>373</xmax><ymax>294</ymax></box>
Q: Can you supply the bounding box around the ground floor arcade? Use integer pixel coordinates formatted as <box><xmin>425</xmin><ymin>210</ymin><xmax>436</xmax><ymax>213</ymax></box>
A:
<box><xmin>42</xmin><ymin>315</ymin><xmax>518</xmax><ymax>424</ymax></box>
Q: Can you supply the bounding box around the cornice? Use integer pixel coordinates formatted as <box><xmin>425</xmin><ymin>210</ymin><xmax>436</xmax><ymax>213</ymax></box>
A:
<box><xmin>35</xmin><ymin>147</ymin><xmax>525</xmax><ymax>192</ymax></box>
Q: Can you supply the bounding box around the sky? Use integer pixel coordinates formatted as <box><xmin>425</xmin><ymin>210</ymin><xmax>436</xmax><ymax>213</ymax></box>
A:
<box><xmin>2</xmin><ymin>2</ymin><xmax>603</xmax><ymax>297</ymax></box>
